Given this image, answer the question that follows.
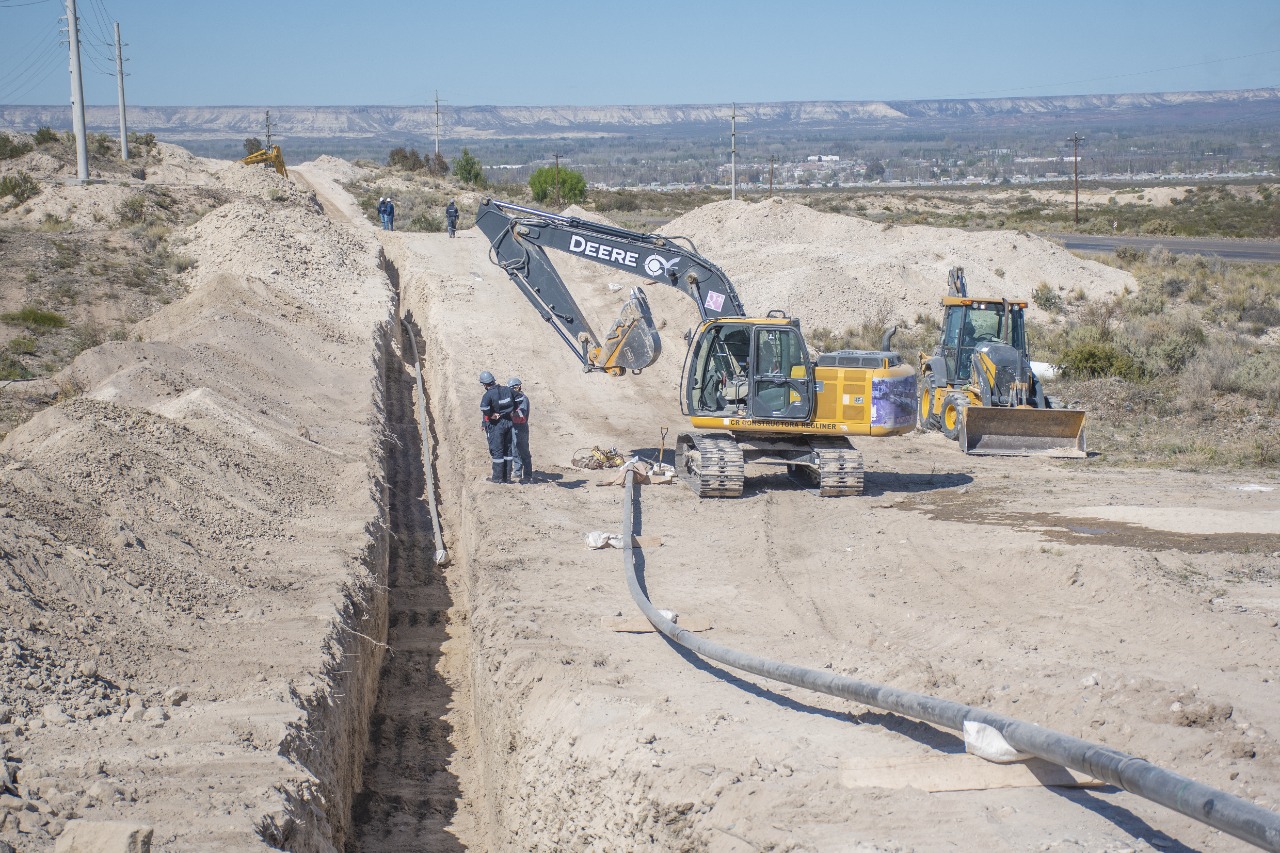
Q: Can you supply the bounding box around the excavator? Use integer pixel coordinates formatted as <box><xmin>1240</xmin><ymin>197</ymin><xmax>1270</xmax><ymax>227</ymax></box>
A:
<box><xmin>239</xmin><ymin>144</ymin><xmax>287</xmax><ymax>177</ymax></box>
<box><xmin>475</xmin><ymin>199</ymin><xmax>918</xmax><ymax>497</ymax></box>
<box><xmin>917</xmin><ymin>267</ymin><xmax>1086</xmax><ymax>457</ymax></box>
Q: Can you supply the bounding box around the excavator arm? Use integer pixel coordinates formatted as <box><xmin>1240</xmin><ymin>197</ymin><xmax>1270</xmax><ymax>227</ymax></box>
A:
<box><xmin>475</xmin><ymin>199</ymin><xmax>746</xmax><ymax>375</ymax></box>
<box><xmin>239</xmin><ymin>145</ymin><xmax>288</xmax><ymax>177</ymax></box>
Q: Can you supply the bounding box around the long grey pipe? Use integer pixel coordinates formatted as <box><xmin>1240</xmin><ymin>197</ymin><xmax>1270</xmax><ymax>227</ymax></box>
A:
<box><xmin>621</xmin><ymin>472</ymin><xmax>1280</xmax><ymax>851</ymax></box>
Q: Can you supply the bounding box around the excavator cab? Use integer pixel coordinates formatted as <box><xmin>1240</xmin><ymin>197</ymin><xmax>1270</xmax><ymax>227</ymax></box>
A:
<box><xmin>685</xmin><ymin>319</ymin><xmax>813</xmax><ymax>421</ymax></box>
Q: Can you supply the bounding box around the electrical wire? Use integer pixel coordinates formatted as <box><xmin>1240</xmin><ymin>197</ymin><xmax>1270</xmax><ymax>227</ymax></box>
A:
<box><xmin>0</xmin><ymin>37</ymin><xmax>62</xmax><ymax>102</ymax></box>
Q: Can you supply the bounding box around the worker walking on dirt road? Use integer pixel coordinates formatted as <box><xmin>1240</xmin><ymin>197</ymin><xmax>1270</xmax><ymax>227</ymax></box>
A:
<box><xmin>509</xmin><ymin>377</ymin><xmax>533</xmax><ymax>483</ymax></box>
<box><xmin>479</xmin><ymin>371</ymin><xmax>515</xmax><ymax>483</ymax></box>
<box><xmin>446</xmin><ymin>199</ymin><xmax>459</xmax><ymax>237</ymax></box>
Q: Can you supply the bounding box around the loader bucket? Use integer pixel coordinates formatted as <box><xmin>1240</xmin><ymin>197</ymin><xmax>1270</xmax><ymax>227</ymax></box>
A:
<box><xmin>959</xmin><ymin>406</ymin><xmax>1087</xmax><ymax>458</ymax></box>
<box><xmin>597</xmin><ymin>287</ymin><xmax>662</xmax><ymax>373</ymax></box>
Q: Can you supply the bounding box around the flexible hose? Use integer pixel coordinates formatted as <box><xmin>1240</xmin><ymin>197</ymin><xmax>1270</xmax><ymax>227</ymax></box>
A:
<box><xmin>620</xmin><ymin>470</ymin><xmax>1280</xmax><ymax>851</ymax></box>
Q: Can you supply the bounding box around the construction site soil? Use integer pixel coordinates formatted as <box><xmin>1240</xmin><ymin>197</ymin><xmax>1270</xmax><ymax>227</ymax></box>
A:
<box><xmin>0</xmin><ymin>147</ymin><xmax>1276</xmax><ymax>852</ymax></box>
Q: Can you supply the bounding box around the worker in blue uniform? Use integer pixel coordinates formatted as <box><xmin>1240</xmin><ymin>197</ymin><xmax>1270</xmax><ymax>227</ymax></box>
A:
<box><xmin>479</xmin><ymin>370</ymin><xmax>514</xmax><ymax>482</ymax></box>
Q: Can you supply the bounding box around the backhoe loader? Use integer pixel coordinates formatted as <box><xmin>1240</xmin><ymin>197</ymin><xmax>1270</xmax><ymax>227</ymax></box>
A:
<box><xmin>476</xmin><ymin>200</ymin><xmax>919</xmax><ymax>497</ymax></box>
<box><xmin>918</xmin><ymin>267</ymin><xmax>1086</xmax><ymax>457</ymax></box>
<box><xmin>239</xmin><ymin>144</ymin><xmax>287</xmax><ymax>177</ymax></box>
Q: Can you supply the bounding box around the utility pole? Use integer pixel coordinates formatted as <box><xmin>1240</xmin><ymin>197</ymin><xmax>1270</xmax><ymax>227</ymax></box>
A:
<box><xmin>64</xmin><ymin>0</ymin><xmax>88</xmax><ymax>182</ymax></box>
<box><xmin>265</xmin><ymin>110</ymin><xmax>273</xmax><ymax>149</ymax></box>
<box><xmin>114</xmin><ymin>22</ymin><xmax>128</xmax><ymax>161</ymax></box>
<box><xmin>730</xmin><ymin>102</ymin><xmax>737</xmax><ymax>201</ymax></box>
<box><xmin>553</xmin><ymin>153</ymin><xmax>561</xmax><ymax>206</ymax></box>
<box><xmin>1068</xmin><ymin>133</ymin><xmax>1084</xmax><ymax>224</ymax></box>
<box><xmin>768</xmin><ymin>155</ymin><xmax>775</xmax><ymax>198</ymax></box>
<box><xmin>433</xmin><ymin>90</ymin><xmax>443</xmax><ymax>156</ymax></box>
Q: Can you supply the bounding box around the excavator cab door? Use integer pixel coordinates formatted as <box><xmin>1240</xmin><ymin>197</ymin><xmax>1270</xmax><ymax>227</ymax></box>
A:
<box><xmin>748</xmin><ymin>326</ymin><xmax>813</xmax><ymax>421</ymax></box>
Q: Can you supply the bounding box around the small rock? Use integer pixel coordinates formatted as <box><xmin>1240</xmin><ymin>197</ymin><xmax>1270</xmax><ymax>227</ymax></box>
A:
<box><xmin>0</xmin><ymin>794</ymin><xmax>28</xmax><ymax>811</ymax></box>
<box><xmin>42</xmin><ymin>705</ymin><xmax>73</xmax><ymax>726</ymax></box>
<box><xmin>54</xmin><ymin>819</ymin><xmax>153</xmax><ymax>852</ymax></box>
<box><xmin>161</xmin><ymin>688</ymin><xmax>187</xmax><ymax>707</ymax></box>
<box><xmin>17</xmin><ymin>809</ymin><xmax>48</xmax><ymax>832</ymax></box>
<box><xmin>79</xmin><ymin>761</ymin><xmax>104</xmax><ymax>779</ymax></box>
<box><xmin>119</xmin><ymin>707</ymin><xmax>144</xmax><ymax>724</ymax></box>
<box><xmin>78</xmin><ymin>661</ymin><xmax>98</xmax><ymax>679</ymax></box>
<box><xmin>141</xmin><ymin>708</ymin><xmax>167</xmax><ymax>723</ymax></box>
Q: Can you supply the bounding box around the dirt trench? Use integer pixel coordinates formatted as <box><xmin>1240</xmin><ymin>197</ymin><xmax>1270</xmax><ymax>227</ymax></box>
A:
<box><xmin>347</xmin><ymin>262</ymin><xmax>465</xmax><ymax>853</ymax></box>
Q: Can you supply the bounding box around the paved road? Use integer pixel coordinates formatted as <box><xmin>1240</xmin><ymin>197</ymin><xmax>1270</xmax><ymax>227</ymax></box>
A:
<box><xmin>1051</xmin><ymin>233</ymin><xmax>1280</xmax><ymax>263</ymax></box>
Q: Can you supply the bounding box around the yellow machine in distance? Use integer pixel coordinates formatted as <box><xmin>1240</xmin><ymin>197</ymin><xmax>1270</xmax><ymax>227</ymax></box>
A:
<box><xmin>476</xmin><ymin>199</ymin><xmax>917</xmax><ymax>497</ymax></box>
<box><xmin>918</xmin><ymin>267</ymin><xmax>1086</xmax><ymax>457</ymax></box>
<box><xmin>239</xmin><ymin>145</ymin><xmax>287</xmax><ymax>177</ymax></box>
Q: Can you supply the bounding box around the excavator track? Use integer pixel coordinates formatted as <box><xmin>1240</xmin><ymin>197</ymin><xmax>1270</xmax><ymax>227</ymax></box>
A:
<box><xmin>676</xmin><ymin>432</ymin><xmax>745</xmax><ymax>498</ymax></box>
<box><xmin>807</xmin><ymin>437</ymin><xmax>865</xmax><ymax>497</ymax></box>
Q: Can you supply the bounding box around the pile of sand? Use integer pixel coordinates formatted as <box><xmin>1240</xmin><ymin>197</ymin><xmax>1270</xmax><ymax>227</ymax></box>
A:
<box><xmin>664</xmin><ymin>198</ymin><xmax>1134</xmax><ymax>327</ymax></box>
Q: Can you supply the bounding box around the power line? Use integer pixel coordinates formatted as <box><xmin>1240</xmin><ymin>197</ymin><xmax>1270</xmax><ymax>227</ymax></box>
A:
<box><xmin>0</xmin><ymin>37</ymin><xmax>62</xmax><ymax>101</ymax></box>
<box><xmin>0</xmin><ymin>0</ymin><xmax>57</xmax><ymax>7</ymax></box>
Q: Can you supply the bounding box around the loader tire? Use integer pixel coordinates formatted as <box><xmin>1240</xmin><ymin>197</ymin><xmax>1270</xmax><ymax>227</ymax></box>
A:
<box><xmin>918</xmin><ymin>376</ymin><xmax>939</xmax><ymax>430</ymax></box>
<box><xmin>940</xmin><ymin>394</ymin><xmax>968</xmax><ymax>441</ymax></box>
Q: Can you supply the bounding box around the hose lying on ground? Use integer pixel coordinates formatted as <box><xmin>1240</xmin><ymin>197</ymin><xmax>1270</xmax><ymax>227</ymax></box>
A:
<box><xmin>619</xmin><ymin>470</ymin><xmax>1280</xmax><ymax>852</ymax></box>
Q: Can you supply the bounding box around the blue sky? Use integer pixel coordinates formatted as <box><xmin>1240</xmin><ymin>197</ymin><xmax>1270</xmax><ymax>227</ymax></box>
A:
<box><xmin>1</xmin><ymin>0</ymin><xmax>1278</xmax><ymax>107</ymax></box>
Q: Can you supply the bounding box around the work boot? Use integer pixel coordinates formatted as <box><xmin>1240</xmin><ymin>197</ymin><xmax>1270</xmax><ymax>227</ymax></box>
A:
<box><xmin>501</xmin><ymin>460</ymin><xmax>513</xmax><ymax>483</ymax></box>
<box><xmin>487</xmin><ymin>461</ymin><xmax>505</xmax><ymax>483</ymax></box>
<box><xmin>511</xmin><ymin>461</ymin><xmax>525</xmax><ymax>483</ymax></box>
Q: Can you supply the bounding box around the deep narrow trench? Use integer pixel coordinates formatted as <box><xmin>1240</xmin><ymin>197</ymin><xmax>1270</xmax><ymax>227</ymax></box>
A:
<box><xmin>350</xmin><ymin>257</ymin><xmax>463</xmax><ymax>852</ymax></box>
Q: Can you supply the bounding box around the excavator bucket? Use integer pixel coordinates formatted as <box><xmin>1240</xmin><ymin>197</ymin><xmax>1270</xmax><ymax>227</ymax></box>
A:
<box><xmin>960</xmin><ymin>406</ymin><xmax>1087</xmax><ymax>458</ymax></box>
<box><xmin>596</xmin><ymin>287</ymin><xmax>662</xmax><ymax>373</ymax></box>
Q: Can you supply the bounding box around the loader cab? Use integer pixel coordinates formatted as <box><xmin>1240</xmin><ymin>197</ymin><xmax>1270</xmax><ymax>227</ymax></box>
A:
<box><xmin>685</xmin><ymin>318</ymin><xmax>814</xmax><ymax>421</ymax></box>
<box><xmin>940</xmin><ymin>299</ymin><xmax>1027</xmax><ymax>383</ymax></box>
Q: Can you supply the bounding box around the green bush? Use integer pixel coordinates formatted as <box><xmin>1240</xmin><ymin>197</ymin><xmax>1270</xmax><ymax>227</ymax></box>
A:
<box><xmin>1060</xmin><ymin>342</ymin><xmax>1138</xmax><ymax>380</ymax></box>
<box><xmin>33</xmin><ymin>126</ymin><xmax>58</xmax><ymax>145</ymax></box>
<box><xmin>529</xmin><ymin>166</ymin><xmax>587</xmax><ymax>205</ymax></box>
<box><xmin>452</xmin><ymin>148</ymin><xmax>486</xmax><ymax>187</ymax></box>
<box><xmin>407</xmin><ymin>212</ymin><xmax>443</xmax><ymax>232</ymax></box>
<box><xmin>0</xmin><ymin>172</ymin><xmax>40</xmax><ymax>204</ymax></box>
<box><xmin>91</xmin><ymin>133</ymin><xmax>112</xmax><ymax>156</ymax></box>
<box><xmin>243</xmin><ymin>137</ymin><xmax>263</xmax><ymax>157</ymax></box>
<box><xmin>1</xmin><ymin>305</ymin><xmax>68</xmax><ymax>333</ymax></box>
<box><xmin>8</xmin><ymin>336</ymin><xmax>36</xmax><ymax>355</ymax></box>
<box><xmin>388</xmin><ymin>146</ymin><xmax>425</xmax><ymax>171</ymax></box>
<box><xmin>0</xmin><ymin>133</ymin><xmax>33</xmax><ymax>160</ymax></box>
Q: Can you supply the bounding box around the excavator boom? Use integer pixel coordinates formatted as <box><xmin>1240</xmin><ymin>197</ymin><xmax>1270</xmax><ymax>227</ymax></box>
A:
<box><xmin>475</xmin><ymin>199</ymin><xmax>744</xmax><ymax>374</ymax></box>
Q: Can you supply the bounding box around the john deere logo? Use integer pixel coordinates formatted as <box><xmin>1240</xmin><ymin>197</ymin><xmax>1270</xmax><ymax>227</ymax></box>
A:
<box><xmin>644</xmin><ymin>254</ymin><xmax>678</xmax><ymax>278</ymax></box>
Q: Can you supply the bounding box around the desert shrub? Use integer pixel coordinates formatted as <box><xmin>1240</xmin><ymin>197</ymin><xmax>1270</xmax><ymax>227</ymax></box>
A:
<box><xmin>530</xmin><ymin>166</ymin><xmax>586</xmax><ymax>205</ymax></box>
<box><xmin>2</xmin><ymin>305</ymin><xmax>67</xmax><ymax>333</ymax></box>
<box><xmin>388</xmin><ymin>146</ymin><xmax>426</xmax><ymax>172</ymax></box>
<box><xmin>407</xmin><ymin>212</ymin><xmax>443</xmax><ymax>232</ymax></box>
<box><xmin>0</xmin><ymin>133</ymin><xmax>33</xmax><ymax>160</ymax></box>
<box><xmin>91</xmin><ymin>133</ymin><xmax>112</xmax><ymax>156</ymax></box>
<box><xmin>1114</xmin><ymin>246</ymin><xmax>1146</xmax><ymax>265</ymax></box>
<box><xmin>594</xmin><ymin>190</ymin><xmax>640</xmax><ymax>212</ymax></box>
<box><xmin>8</xmin><ymin>337</ymin><xmax>36</xmax><ymax>355</ymax></box>
<box><xmin>1060</xmin><ymin>341</ymin><xmax>1138</xmax><ymax>380</ymax></box>
<box><xmin>0</xmin><ymin>172</ymin><xmax>40</xmax><ymax>204</ymax></box>
<box><xmin>116</xmin><ymin>194</ymin><xmax>148</xmax><ymax>224</ymax></box>
<box><xmin>1124</xmin><ymin>311</ymin><xmax>1206</xmax><ymax>376</ymax></box>
<box><xmin>243</xmin><ymin>137</ymin><xmax>263</xmax><ymax>156</ymax></box>
<box><xmin>0</xmin><ymin>352</ymin><xmax>32</xmax><ymax>381</ymax></box>
<box><xmin>427</xmin><ymin>152</ymin><xmax>449</xmax><ymax>176</ymax></box>
<box><xmin>1217</xmin><ymin>349</ymin><xmax>1280</xmax><ymax>407</ymax></box>
<box><xmin>33</xmin><ymin>126</ymin><xmax>58</xmax><ymax>145</ymax></box>
<box><xmin>70</xmin><ymin>321</ymin><xmax>103</xmax><ymax>355</ymax></box>
<box><xmin>1032</xmin><ymin>282</ymin><xmax>1063</xmax><ymax>313</ymax></box>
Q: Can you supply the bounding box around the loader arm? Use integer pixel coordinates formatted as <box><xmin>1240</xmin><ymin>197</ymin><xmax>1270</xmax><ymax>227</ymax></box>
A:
<box><xmin>476</xmin><ymin>199</ymin><xmax>746</xmax><ymax>374</ymax></box>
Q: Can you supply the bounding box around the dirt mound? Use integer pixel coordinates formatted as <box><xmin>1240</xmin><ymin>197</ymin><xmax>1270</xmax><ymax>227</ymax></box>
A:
<box><xmin>0</xmin><ymin>150</ymin><xmax>393</xmax><ymax>850</ymax></box>
<box><xmin>664</xmin><ymin>197</ymin><xmax>1134</xmax><ymax>326</ymax></box>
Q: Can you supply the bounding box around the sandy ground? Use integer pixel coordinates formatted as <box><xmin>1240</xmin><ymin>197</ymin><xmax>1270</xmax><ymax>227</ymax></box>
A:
<box><xmin>298</xmin><ymin>170</ymin><xmax>1280</xmax><ymax>851</ymax></box>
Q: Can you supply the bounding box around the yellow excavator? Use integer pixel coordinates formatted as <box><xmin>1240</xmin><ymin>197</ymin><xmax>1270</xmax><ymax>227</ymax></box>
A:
<box><xmin>239</xmin><ymin>144</ymin><xmax>287</xmax><ymax>177</ymax></box>
<box><xmin>476</xmin><ymin>199</ymin><xmax>918</xmax><ymax>497</ymax></box>
<box><xmin>918</xmin><ymin>267</ymin><xmax>1086</xmax><ymax>457</ymax></box>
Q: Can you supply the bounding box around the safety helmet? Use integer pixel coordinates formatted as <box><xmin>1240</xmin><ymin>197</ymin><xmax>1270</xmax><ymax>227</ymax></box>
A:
<box><xmin>507</xmin><ymin>376</ymin><xmax>522</xmax><ymax>388</ymax></box>
<box><xmin>479</xmin><ymin>370</ymin><xmax>495</xmax><ymax>385</ymax></box>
